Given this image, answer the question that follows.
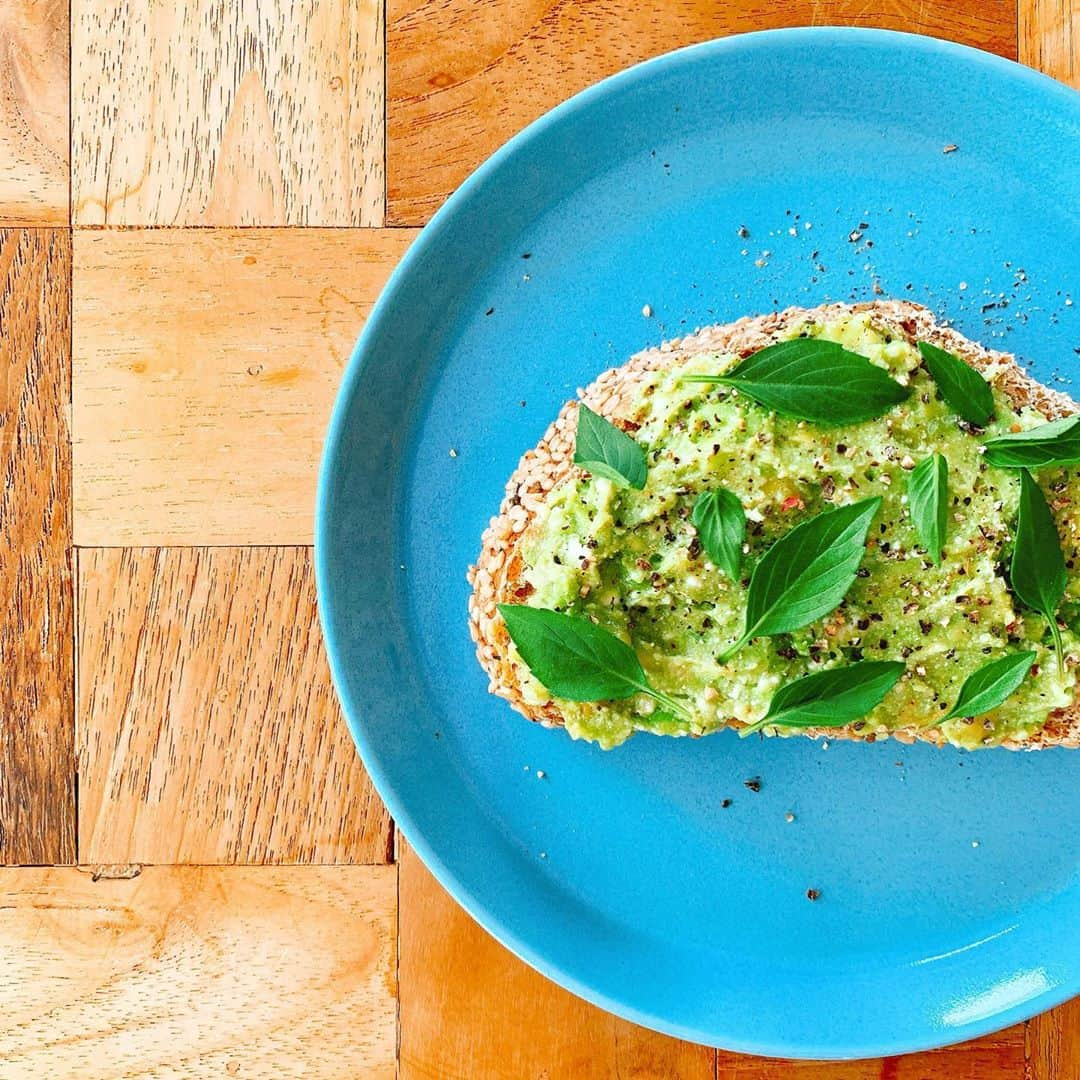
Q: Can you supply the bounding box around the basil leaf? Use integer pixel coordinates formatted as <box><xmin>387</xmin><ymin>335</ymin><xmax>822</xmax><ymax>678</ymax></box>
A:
<box><xmin>691</xmin><ymin>489</ymin><xmax>746</xmax><ymax>581</ymax></box>
<box><xmin>573</xmin><ymin>404</ymin><xmax>646</xmax><ymax>489</ymax></box>
<box><xmin>498</xmin><ymin>604</ymin><xmax>689</xmax><ymax>718</ymax></box>
<box><xmin>1011</xmin><ymin>469</ymin><xmax>1067</xmax><ymax>668</ymax></box>
<box><xmin>983</xmin><ymin>415</ymin><xmax>1080</xmax><ymax>469</ymax></box>
<box><xmin>908</xmin><ymin>453</ymin><xmax>949</xmax><ymax>564</ymax></box>
<box><xmin>917</xmin><ymin>341</ymin><xmax>995</xmax><ymax>426</ymax></box>
<box><xmin>721</xmin><ymin>497</ymin><xmax>881</xmax><ymax>660</ymax></box>
<box><xmin>741</xmin><ymin>661</ymin><xmax>905</xmax><ymax>736</ymax></box>
<box><xmin>942</xmin><ymin>652</ymin><xmax>1037</xmax><ymax>721</ymax></box>
<box><xmin>685</xmin><ymin>339</ymin><xmax>909</xmax><ymax>425</ymax></box>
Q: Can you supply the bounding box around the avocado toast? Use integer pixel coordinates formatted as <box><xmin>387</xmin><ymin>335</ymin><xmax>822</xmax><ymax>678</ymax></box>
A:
<box><xmin>468</xmin><ymin>300</ymin><xmax>1080</xmax><ymax>749</ymax></box>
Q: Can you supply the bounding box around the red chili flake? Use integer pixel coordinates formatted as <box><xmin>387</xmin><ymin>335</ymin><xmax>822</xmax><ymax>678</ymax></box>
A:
<box><xmin>780</xmin><ymin>495</ymin><xmax>805</xmax><ymax>512</ymax></box>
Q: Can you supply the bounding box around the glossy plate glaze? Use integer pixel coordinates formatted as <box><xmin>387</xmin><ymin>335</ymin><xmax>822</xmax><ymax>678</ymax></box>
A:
<box><xmin>316</xmin><ymin>29</ymin><xmax>1080</xmax><ymax>1059</ymax></box>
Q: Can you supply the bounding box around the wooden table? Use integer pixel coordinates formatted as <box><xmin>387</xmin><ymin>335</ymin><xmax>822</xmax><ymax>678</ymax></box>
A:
<box><xmin>0</xmin><ymin>1</ymin><xmax>1076</xmax><ymax>1076</ymax></box>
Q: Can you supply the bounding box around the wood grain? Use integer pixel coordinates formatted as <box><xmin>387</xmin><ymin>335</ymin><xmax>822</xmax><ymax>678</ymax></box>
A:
<box><xmin>0</xmin><ymin>865</ymin><xmax>396</xmax><ymax>1077</ymax></box>
<box><xmin>715</xmin><ymin>1031</ymin><xmax>1024</xmax><ymax>1078</ymax></box>
<box><xmin>72</xmin><ymin>0</ymin><xmax>384</xmax><ymax>226</ymax></box>
<box><xmin>1020</xmin><ymin>0</ymin><xmax>1079</xmax><ymax>87</ymax></box>
<box><xmin>72</xmin><ymin>228</ymin><xmax>416</xmax><ymax>546</ymax></box>
<box><xmin>1026</xmin><ymin>996</ymin><xmax>1080</xmax><ymax>1080</ymax></box>
<box><xmin>0</xmin><ymin>229</ymin><xmax>73</xmax><ymax>865</ymax></box>
<box><xmin>398</xmin><ymin>843</ymin><xmax>715</xmax><ymax>1080</ymax></box>
<box><xmin>0</xmin><ymin>1</ymin><xmax>67</xmax><ymax>224</ymax></box>
<box><xmin>77</xmin><ymin>546</ymin><xmax>391</xmax><ymax>865</ymax></box>
<box><xmin>387</xmin><ymin>0</ymin><xmax>1018</xmax><ymax>225</ymax></box>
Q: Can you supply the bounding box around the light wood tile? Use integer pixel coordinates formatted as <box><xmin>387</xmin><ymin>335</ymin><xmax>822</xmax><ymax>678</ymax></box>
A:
<box><xmin>398</xmin><ymin>844</ymin><xmax>715</xmax><ymax>1080</ymax></box>
<box><xmin>0</xmin><ymin>229</ymin><xmax>73</xmax><ymax>864</ymax></box>
<box><xmin>1020</xmin><ymin>0</ymin><xmax>1079</xmax><ymax>87</ymax></box>
<box><xmin>387</xmin><ymin>0</ymin><xmax>1018</xmax><ymax>225</ymax></box>
<box><xmin>72</xmin><ymin>0</ymin><xmax>384</xmax><ymax>226</ymax></box>
<box><xmin>0</xmin><ymin>865</ymin><xmax>396</xmax><ymax>1077</ymax></box>
<box><xmin>0</xmin><ymin>1</ymin><xmax>67</xmax><ymax>225</ymax></box>
<box><xmin>77</xmin><ymin>547</ymin><xmax>391</xmax><ymax>865</ymax></box>
<box><xmin>72</xmin><ymin>227</ymin><xmax>416</xmax><ymax>546</ymax></box>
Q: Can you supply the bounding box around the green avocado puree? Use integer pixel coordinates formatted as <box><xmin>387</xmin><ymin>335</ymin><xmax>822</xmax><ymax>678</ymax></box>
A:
<box><xmin>513</xmin><ymin>312</ymin><xmax>1080</xmax><ymax>748</ymax></box>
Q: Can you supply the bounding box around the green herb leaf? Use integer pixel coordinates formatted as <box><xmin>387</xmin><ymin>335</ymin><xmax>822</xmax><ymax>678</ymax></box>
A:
<box><xmin>1011</xmin><ymin>469</ymin><xmax>1067</xmax><ymax>669</ymax></box>
<box><xmin>573</xmin><ymin>404</ymin><xmax>646</xmax><ymax>489</ymax></box>
<box><xmin>917</xmin><ymin>341</ymin><xmax>995</xmax><ymax>426</ymax></box>
<box><xmin>497</xmin><ymin>604</ymin><xmax>689</xmax><ymax>719</ymax></box>
<box><xmin>691</xmin><ymin>489</ymin><xmax>746</xmax><ymax>581</ymax></box>
<box><xmin>908</xmin><ymin>453</ymin><xmax>949</xmax><ymax>564</ymax></box>
<box><xmin>942</xmin><ymin>652</ymin><xmax>1037</xmax><ymax>721</ymax></box>
<box><xmin>720</xmin><ymin>497</ymin><xmax>881</xmax><ymax>660</ymax></box>
<box><xmin>983</xmin><ymin>415</ymin><xmax>1080</xmax><ymax>469</ymax></box>
<box><xmin>684</xmin><ymin>338</ymin><xmax>909</xmax><ymax>425</ymax></box>
<box><xmin>741</xmin><ymin>661</ymin><xmax>905</xmax><ymax>736</ymax></box>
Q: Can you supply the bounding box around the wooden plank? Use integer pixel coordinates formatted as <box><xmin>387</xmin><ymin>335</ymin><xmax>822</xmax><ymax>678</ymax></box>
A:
<box><xmin>0</xmin><ymin>1</ymin><xmax>67</xmax><ymax>225</ymax></box>
<box><xmin>398</xmin><ymin>843</ymin><xmax>715</xmax><ymax>1080</ymax></box>
<box><xmin>72</xmin><ymin>228</ymin><xmax>416</xmax><ymax>546</ymax></box>
<box><xmin>1020</xmin><ymin>0</ymin><xmax>1079</xmax><ymax>87</ymax></box>
<box><xmin>387</xmin><ymin>0</ymin><xmax>1018</xmax><ymax>225</ymax></box>
<box><xmin>0</xmin><ymin>865</ymin><xmax>396</xmax><ymax>1077</ymax></box>
<box><xmin>715</xmin><ymin>1031</ymin><xmax>1024</xmax><ymax>1078</ymax></box>
<box><xmin>77</xmin><ymin>546</ymin><xmax>391</xmax><ymax>865</ymax></box>
<box><xmin>0</xmin><ymin>229</ymin><xmax>74</xmax><ymax>865</ymax></box>
<box><xmin>1026</xmin><ymin>997</ymin><xmax>1080</xmax><ymax>1080</ymax></box>
<box><xmin>71</xmin><ymin>0</ymin><xmax>384</xmax><ymax>226</ymax></box>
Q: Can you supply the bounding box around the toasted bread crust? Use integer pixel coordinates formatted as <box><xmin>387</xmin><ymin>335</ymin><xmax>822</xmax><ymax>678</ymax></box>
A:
<box><xmin>467</xmin><ymin>301</ymin><xmax>1080</xmax><ymax>749</ymax></box>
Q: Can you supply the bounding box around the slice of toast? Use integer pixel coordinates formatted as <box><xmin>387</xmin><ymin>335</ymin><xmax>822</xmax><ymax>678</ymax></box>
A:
<box><xmin>467</xmin><ymin>300</ymin><xmax>1080</xmax><ymax>749</ymax></box>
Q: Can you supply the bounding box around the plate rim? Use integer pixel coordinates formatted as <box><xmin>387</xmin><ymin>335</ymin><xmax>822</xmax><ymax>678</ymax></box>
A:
<box><xmin>315</xmin><ymin>26</ymin><xmax>1080</xmax><ymax>1059</ymax></box>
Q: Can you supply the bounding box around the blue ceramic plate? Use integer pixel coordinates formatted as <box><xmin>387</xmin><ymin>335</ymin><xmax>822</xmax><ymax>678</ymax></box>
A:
<box><xmin>316</xmin><ymin>29</ymin><xmax>1080</xmax><ymax>1059</ymax></box>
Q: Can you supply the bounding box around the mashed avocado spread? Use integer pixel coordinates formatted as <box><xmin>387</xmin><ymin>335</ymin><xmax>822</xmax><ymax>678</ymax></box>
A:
<box><xmin>512</xmin><ymin>312</ymin><xmax>1079</xmax><ymax>748</ymax></box>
